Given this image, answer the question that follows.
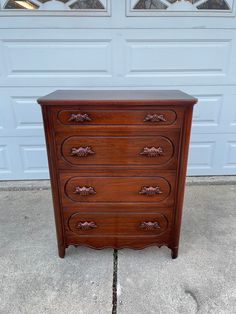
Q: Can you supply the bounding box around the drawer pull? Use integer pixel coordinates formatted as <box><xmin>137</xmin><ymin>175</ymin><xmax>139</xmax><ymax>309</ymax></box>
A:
<box><xmin>74</xmin><ymin>186</ymin><xmax>96</xmax><ymax>196</ymax></box>
<box><xmin>140</xmin><ymin>221</ymin><xmax>160</xmax><ymax>230</ymax></box>
<box><xmin>140</xmin><ymin>146</ymin><xmax>164</xmax><ymax>157</ymax></box>
<box><xmin>139</xmin><ymin>186</ymin><xmax>163</xmax><ymax>196</ymax></box>
<box><xmin>68</xmin><ymin>113</ymin><xmax>91</xmax><ymax>122</ymax></box>
<box><xmin>144</xmin><ymin>114</ymin><xmax>166</xmax><ymax>123</ymax></box>
<box><xmin>76</xmin><ymin>221</ymin><xmax>97</xmax><ymax>230</ymax></box>
<box><xmin>70</xmin><ymin>146</ymin><xmax>95</xmax><ymax>157</ymax></box>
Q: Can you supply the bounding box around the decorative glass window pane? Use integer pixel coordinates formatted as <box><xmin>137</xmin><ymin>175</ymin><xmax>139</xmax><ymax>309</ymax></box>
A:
<box><xmin>69</xmin><ymin>0</ymin><xmax>104</xmax><ymax>9</ymax></box>
<box><xmin>197</xmin><ymin>0</ymin><xmax>230</xmax><ymax>9</ymax></box>
<box><xmin>132</xmin><ymin>0</ymin><xmax>231</xmax><ymax>10</ymax></box>
<box><xmin>5</xmin><ymin>0</ymin><xmax>39</xmax><ymax>8</ymax></box>
<box><xmin>2</xmin><ymin>0</ymin><xmax>106</xmax><ymax>10</ymax></box>
<box><xmin>134</xmin><ymin>0</ymin><xmax>168</xmax><ymax>9</ymax></box>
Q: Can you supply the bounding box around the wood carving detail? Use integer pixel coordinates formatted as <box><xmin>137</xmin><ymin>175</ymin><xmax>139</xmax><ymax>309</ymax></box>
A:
<box><xmin>76</xmin><ymin>221</ymin><xmax>97</xmax><ymax>230</ymax></box>
<box><xmin>140</xmin><ymin>146</ymin><xmax>164</xmax><ymax>157</ymax></box>
<box><xmin>144</xmin><ymin>114</ymin><xmax>166</xmax><ymax>123</ymax></box>
<box><xmin>38</xmin><ymin>90</ymin><xmax>197</xmax><ymax>258</ymax></box>
<box><xmin>68</xmin><ymin>113</ymin><xmax>91</xmax><ymax>122</ymax></box>
<box><xmin>74</xmin><ymin>186</ymin><xmax>96</xmax><ymax>196</ymax></box>
<box><xmin>140</xmin><ymin>221</ymin><xmax>160</xmax><ymax>230</ymax></box>
<box><xmin>139</xmin><ymin>186</ymin><xmax>163</xmax><ymax>195</ymax></box>
<box><xmin>70</xmin><ymin>146</ymin><xmax>95</xmax><ymax>157</ymax></box>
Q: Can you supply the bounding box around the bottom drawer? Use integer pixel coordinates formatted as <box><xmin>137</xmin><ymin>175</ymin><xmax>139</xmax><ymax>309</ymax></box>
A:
<box><xmin>64</xmin><ymin>210</ymin><xmax>172</xmax><ymax>239</ymax></box>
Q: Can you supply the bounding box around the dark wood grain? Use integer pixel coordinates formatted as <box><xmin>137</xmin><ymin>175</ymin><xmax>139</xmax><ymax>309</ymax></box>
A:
<box><xmin>38</xmin><ymin>90</ymin><xmax>197</xmax><ymax>105</ymax></box>
<box><xmin>57</xmin><ymin>109</ymin><xmax>178</xmax><ymax>126</ymax></box>
<box><xmin>169</xmin><ymin>106</ymin><xmax>194</xmax><ymax>259</ymax></box>
<box><xmin>52</xmin><ymin>106</ymin><xmax>184</xmax><ymax>132</ymax></box>
<box><xmin>41</xmin><ymin>107</ymin><xmax>66</xmax><ymax>258</ymax></box>
<box><xmin>67</xmin><ymin>237</ymin><xmax>171</xmax><ymax>250</ymax></box>
<box><xmin>57</xmin><ymin>133</ymin><xmax>179</xmax><ymax>169</ymax></box>
<box><xmin>67</xmin><ymin>212</ymin><xmax>170</xmax><ymax>236</ymax></box>
<box><xmin>37</xmin><ymin>90</ymin><xmax>197</xmax><ymax>258</ymax></box>
<box><xmin>61</xmin><ymin>173</ymin><xmax>175</xmax><ymax>205</ymax></box>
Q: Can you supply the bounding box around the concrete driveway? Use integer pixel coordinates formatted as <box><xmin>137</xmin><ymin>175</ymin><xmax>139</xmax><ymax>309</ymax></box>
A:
<box><xmin>0</xmin><ymin>180</ymin><xmax>236</xmax><ymax>314</ymax></box>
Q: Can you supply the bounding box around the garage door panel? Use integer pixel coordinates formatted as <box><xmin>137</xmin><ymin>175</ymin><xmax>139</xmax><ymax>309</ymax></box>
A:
<box><xmin>191</xmin><ymin>90</ymin><xmax>236</xmax><ymax>134</ymax></box>
<box><xmin>191</xmin><ymin>94</ymin><xmax>223</xmax><ymax>133</ymax></box>
<box><xmin>20</xmin><ymin>143</ymin><xmax>48</xmax><ymax>176</ymax></box>
<box><xmin>172</xmin><ymin>86</ymin><xmax>236</xmax><ymax>134</ymax></box>
<box><xmin>122</xmin><ymin>29</ymin><xmax>236</xmax><ymax>86</ymax></box>
<box><xmin>0</xmin><ymin>26</ymin><xmax>235</xmax><ymax>179</ymax></box>
<box><xmin>125</xmin><ymin>40</ymin><xmax>229</xmax><ymax>78</ymax></box>
<box><xmin>11</xmin><ymin>96</ymin><xmax>43</xmax><ymax>132</ymax></box>
<box><xmin>0</xmin><ymin>29</ymin><xmax>114</xmax><ymax>86</ymax></box>
<box><xmin>222</xmin><ymin>139</ymin><xmax>236</xmax><ymax>173</ymax></box>
<box><xmin>220</xmin><ymin>92</ymin><xmax>236</xmax><ymax>133</ymax></box>
<box><xmin>0</xmin><ymin>137</ymin><xmax>49</xmax><ymax>180</ymax></box>
<box><xmin>0</xmin><ymin>144</ymin><xmax>11</xmax><ymax>176</ymax></box>
<box><xmin>0</xmin><ymin>111</ymin><xmax>5</xmax><ymax>131</ymax></box>
<box><xmin>0</xmin><ymin>29</ymin><xmax>236</xmax><ymax>87</ymax></box>
<box><xmin>0</xmin><ymin>93</ymin><xmax>17</xmax><ymax>137</ymax></box>
<box><xmin>4</xmin><ymin>40</ymin><xmax>112</xmax><ymax>77</ymax></box>
<box><xmin>0</xmin><ymin>90</ymin><xmax>46</xmax><ymax>137</ymax></box>
<box><xmin>188</xmin><ymin>137</ymin><xmax>216</xmax><ymax>174</ymax></box>
<box><xmin>188</xmin><ymin>134</ymin><xmax>236</xmax><ymax>175</ymax></box>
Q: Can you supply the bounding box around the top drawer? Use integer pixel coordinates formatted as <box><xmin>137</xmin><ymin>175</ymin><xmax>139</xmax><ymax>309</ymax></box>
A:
<box><xmin>53</xmin><ymin>108</ymin><xmax>183</xmax><ymax>128</ymax></box>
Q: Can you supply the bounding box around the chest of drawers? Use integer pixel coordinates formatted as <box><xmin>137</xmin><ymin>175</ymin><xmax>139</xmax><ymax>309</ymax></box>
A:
<box><xmin>38</xmin><ymin>90</ymin><xmax>197</xmax><ymax>259</ymax></box>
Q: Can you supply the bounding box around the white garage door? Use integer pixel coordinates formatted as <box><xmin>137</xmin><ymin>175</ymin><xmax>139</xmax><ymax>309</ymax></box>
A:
<box><xmin>0</xmin><ymin>0</ymin><xmax>236</xmax><ymax>180</ymax></box>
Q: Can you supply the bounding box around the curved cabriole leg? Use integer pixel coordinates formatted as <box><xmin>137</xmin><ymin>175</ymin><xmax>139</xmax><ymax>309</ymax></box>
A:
<box><xmin>171</xmin><ymin>247</ymin><xmax>178</xmax><ymax>259</ymax></box>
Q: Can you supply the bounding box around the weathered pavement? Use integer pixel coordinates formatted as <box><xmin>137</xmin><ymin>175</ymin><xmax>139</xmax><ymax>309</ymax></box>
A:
<box><xmin>0</xmin><ymin>182</ymin><xmax>236</xmax><ymax>314</ymax></box>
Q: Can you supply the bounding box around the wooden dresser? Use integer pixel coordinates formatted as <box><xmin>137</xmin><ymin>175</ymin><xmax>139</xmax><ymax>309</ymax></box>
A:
<box><xmin>38</xmin><ymin>90</ymin><xmax>197</xmax><ymax>259</ymax></box>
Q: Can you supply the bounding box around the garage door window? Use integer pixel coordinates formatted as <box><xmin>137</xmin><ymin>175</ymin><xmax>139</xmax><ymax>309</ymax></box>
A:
<box><xmin>129</xmin><ymin>0</ymin><xmax>234</xmax><ymax>13</ymax></box>
<box><xmin>2</xmin><ymin>0</ymin><xmax>106</xmax><ymax>10</ymax></box>
<box><xmin>133</xmin><ymin>0</ymin><xmax>230</xmax><ymax>10</ymax></box>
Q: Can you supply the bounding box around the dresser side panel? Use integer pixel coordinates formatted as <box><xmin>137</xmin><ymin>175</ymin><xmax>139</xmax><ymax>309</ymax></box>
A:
<box><xmin>171</xmin><ymin>105</ymin><xmax>194</xmax><ymax>257</ymax></box>
<box><xmin>41</xmin><ymin>106</ymin><xmax>66</xmax><ymax>258</ymax></box>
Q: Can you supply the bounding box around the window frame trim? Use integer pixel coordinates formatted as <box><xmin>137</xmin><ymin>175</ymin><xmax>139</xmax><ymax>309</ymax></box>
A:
<box><xmin>0</xmin><ymin>0</ymin><xmax>111</xmax><ymax>15</ymax></box>
<box><xmin>126</xmin><ymin>0</ymin><xmax>236</xmax><ymax>17</ymax></box>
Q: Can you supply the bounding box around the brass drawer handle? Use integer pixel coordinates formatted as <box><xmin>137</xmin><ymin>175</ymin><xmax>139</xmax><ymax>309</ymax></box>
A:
<box><xmin>144</xmin><ymin>114</ymin><xmax>166</xmax><ymax>123</ymax></box>
<box><xmin>74</xmin><ymin>186</ymin><xmax>96</xmax><ymax>196</ymax></box>
<box><xmin>68</xmin><ymin>113</ymin><xmax>91</xmax><ymax>122</ymax></box>
<box><xmin>139</xmin><ymin>186</ymin><xmax>163</xmax><ymax>196</ymax></box>
<box><xmin>70</xmin><ymin>146</ymin><xmax>95</xmax><ymax>157</ymax></box>
<box><xmin>76</xmin><ymin>221</ymin><xmax>97</xmax><ymax>230</ymax></box>
<box><xmin>140</xmin><ymin>221</ymin><xmax>160</xmax><ymax>230</ymax></box>
<box><xmin>140</xmin><ymin>146</ymin><xmax>164</xmax><ymax>157</ymax></box>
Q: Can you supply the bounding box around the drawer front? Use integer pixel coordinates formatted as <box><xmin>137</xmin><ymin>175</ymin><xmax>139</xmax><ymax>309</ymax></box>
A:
<box><xmin>55</xmin><ymin>108</ymin><xmax>182</xmax><ymax>127</ymax></box>
<box><xmin>65</xmin><ymin>211</ymin><xmax>172</xmax><ymax>237</ymax></box>
<box><xmin>61</xmin><ymin>173</ymin><xmax>175</xmax><ymax>205</ymax></box>
<box><xmin>57</xmin><ymin>133</ymin><xmax>179</xmax><ymax>169</ymax></box>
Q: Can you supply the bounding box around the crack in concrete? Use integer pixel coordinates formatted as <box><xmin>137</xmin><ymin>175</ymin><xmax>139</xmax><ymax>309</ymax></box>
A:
<box><xmin>112</xmin><ymin>249</ymin><xmax>118</xmax><ymax>314</ymax></box>
<box><xmin>184</xmin><ymin>289</ymin><xmax>200</xmax><ymax>313</ymax></box>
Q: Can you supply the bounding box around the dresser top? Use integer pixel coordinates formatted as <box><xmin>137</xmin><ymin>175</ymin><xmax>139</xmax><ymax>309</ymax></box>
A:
<box><xmin>38</xmin><ymin>90</ymin><xmax>197</xmax><ymax>106</ymax></box>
